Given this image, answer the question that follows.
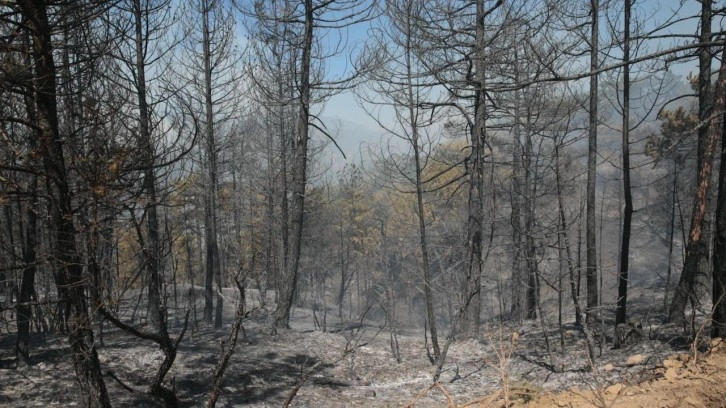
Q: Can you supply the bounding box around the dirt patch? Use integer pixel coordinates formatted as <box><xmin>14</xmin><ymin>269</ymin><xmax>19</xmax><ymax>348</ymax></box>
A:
<box><xmin>497</xmin><ymin>339</ymin><xmax>726</xmax><ymax>408</ymax></box>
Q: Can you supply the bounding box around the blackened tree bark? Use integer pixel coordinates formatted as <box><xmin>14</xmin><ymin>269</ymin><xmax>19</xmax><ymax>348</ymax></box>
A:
<box><xmin>15</xmin><ymin>28</ymin><xmax>38</xmax><ymax>365</ymax></box>
<box><xmin>669</xmin><ymin>0</ymin><xmax>714</xmax><ymax>323</ymax></box>
<box><xmin>510</xmin><ymin>92</ymin><xmax>525</xmax><ymax>322</ymax></box>
<box><xmin>16</xmin><ymin>171</ymin><xmax>38</xmax><ymax>365</ymax></box>
<box><xmin>664</xmin><ymin>164</ymin><xmax>679</xmax><ymax>313</ymax></box>
<box><xmin>199</xmin><ymin>0</ymin><xmax>223</xmax><ymax>329</ymax></box>
<box><xmin>461</xmin><ymin>0</ymin><xmax>490</xmax><ymax>338</ymax></box>
<box><xmin>273</xmin><ymin>0</ymin><xmax>314</xmax><ymax>331</ymax></box>
<box><xmin>412</xmin><ymin>117</ymin><xmax>440</xmax><ymax>362</ymax></box>
<box><xmin>708</xmin><ymin>45</ymin><xmax>726</xmax><ymax>337</ymax></box>
<box><xmin>714</xmin><ymin>93</ymin><xmax>726</xmax><ymax>336</ymax></box>
<box><xmin>616</xmin><ymin>0</ymin><xmax>632</xmax><ymax>326</ymax></box>
<box><xmin>131</xmin><ymin>0</ymin><xmax>164</xmax><ymax>330</ymax></box>
<box><xmin>16</xmin><ymin>1</ymin><xmax>110</xmax><ymax>405</ymax></box>
<box><xmin>181</xmin><ymin>0</ymin><xmax>242</xmax><ymax>328</ymax></box>
<box><xmin>586</xmin><ymin>0</ymin><xmax>600</xmax><ymax>323</ymax></box>
<box><xmin>523</xmin><ymin>106</ymin><xmax>538</xmax><ymax>320</ymax></box>
<box><xmin>278</xmin><ymin>91</ymin><xmax>290</xmax><ymax>307</ymax></box>
<box><xmin>406</xmin><ymin>31</ymin><xmax>441</xmax><ymax>361</ymax></box>
<box><xmin>555</xmin><ymin>142</ymin><xmax>585</xmax><ymax>329</ymax></box>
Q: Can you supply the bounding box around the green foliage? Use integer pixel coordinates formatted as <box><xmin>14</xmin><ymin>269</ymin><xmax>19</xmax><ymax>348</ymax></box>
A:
<box><xmin>645</xmin><ymin>106</ymin><xmax>698</xmax><ymax>165</ymax></box>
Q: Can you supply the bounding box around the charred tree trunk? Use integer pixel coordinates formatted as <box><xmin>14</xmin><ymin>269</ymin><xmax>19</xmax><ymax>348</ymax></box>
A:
<box><xmin>664</xmin><ymin>165</ymin><xmax>678</xmax><ymax>313</ymax></box>
<box><xmin>670</xmin><ymin>0</ymin><xmax>715</xmax><ymax>323</ymax></box>
<box><xmin>714</xmin><ymin>106</ymin><xmax>726</xmax><ymax>337</ymax></box>
<box><xmin>131</xmin><ymin>0</ymin><xmax>163</xmax><ymax>330</ymax></box>
<box><xmin>462</xmin><ymin>0</ymin><xmax>488</xmax><ymax>337</ymax></box>
<box><xmin>17</xmin><ymin>1</ymin><xmax>110</xmax><ymax>404</ymax></box>
<box><xmin>273</xmin><ymin>0</ymin><xmax>313</xmax><ymax>332</ymax></box>
<box><xmin>510</xmin><ymin>53</ymin><xmax>525</xmax><ymax>323</ymax></box>
<box><xmin>16</xmin><ymin>29</ymin><xmax>39</xmax><ymax>365</ymax></box>
<box><xmin>201</xmin><ymin>0</ymin><xmax>223</xmax><ymax>329</ymax></box>
<box><xmin>401</xmin><ymin>12</ymin><xmax>441</xmax><ymax>360</ymax></box>
<box><xmin>709</xmin><ymin>46</ymin><xmax>726</xmax><ymax>337</ymax></box>
<box><xmin>337</xmin><ymin>242</ymin><xmax>349</xmax><ymax>319</ymax></box>
<box><xmin>523</xmin><ymin>108</ymin><xmax>538</xmax><ymax>320</ymax></box>
<box><xmin>586</xmin><ymin>0</ymin><xmax>600</xmax><ymax>324</ymax></box>
<box><xmin>278</xmin><ymin>85</ymin><xmax>290</xmax><ymax>305</ymax></box>
<box><xmin>412</xmin><ymin>119</ymin><xmax>439</xmax><ymax>362</ymax></box>
<box><xmin>16</xmin><ymin>177</ymin><xmax>38</xmax><ymax>365</ymax></box>
<box><xmin>616</xmin><ymin>0</ymin><xmax>633</xmax><ymax>326</ymax></box>
<box><xmin>263</xmin><ymin>117</ymin><xmax>276</xmax><ymax>304</ymax></box>
<box><xmin>554</xmin><ymin>143</ymin><xmax>583</xmax><ymax>325</ymax></box>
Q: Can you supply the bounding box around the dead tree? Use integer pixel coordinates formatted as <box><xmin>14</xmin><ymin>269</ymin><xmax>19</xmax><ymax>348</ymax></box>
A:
<box><xmin>14</xmin><ymin>1</ymin><xmax>111</xmax><ymax>405</ymax></box>
<box><xmin>243</xmin><ymin>0</ymin><xmax>376</xmax><ymax>332</ymax></box>
<box><xmin>616</xmin><ymin>0</ymin><xmax>633</xmax><ymax>326</ymax></box>
<box><xmin>101</xmin><ymin>307</ymin><xmax>190</xmax><ymax>406</ymax></box>
<box><xmin>586</xmin><ymin>0</ymin><xmax>600</xmax><ymax>324</ymax></box>
<box><xmin>669</xmin><ymin>0</ymin><xmax>715</xmax><ymax>323</ymax></box>
<box><xmin>207</xmin><ymin>279</ymin><xmax>249</xmax><ymax>407</ymax></box>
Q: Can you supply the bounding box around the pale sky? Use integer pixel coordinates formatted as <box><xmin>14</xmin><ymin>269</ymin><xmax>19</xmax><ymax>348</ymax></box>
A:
<box><xmin>317</xmin><ymin>0</ymin><xmax>708</xmax><ymax>171</ymax></box>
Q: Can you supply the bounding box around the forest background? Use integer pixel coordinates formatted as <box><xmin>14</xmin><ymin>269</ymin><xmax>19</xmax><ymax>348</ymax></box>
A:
<box><xmin>1</xmin><ymin>0</ymin><xmax>726</xmax><ymax>406</ymax></box>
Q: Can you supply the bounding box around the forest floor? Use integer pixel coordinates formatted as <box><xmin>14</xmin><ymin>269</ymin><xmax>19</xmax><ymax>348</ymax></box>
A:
<box><xmin>0</xmin><ymin>287</ymin><xmax>724</xmax><ymax>407</ymax></box>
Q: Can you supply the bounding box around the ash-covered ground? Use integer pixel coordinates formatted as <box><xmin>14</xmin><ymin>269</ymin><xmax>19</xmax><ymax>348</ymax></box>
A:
<box><xmin>0</xmin><ymin>286</ymin><xmax>719</xmax><ymax>407</ymax></box>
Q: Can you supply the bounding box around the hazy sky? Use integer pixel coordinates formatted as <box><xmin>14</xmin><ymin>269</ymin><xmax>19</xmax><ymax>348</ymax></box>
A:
<box><xmin>316</xmin><ymin>0</ymin><xmax>707</xmax><ymax>171</ymax></box>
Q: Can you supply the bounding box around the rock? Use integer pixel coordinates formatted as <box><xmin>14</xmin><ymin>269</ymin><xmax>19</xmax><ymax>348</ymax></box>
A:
<box><xmin>677</xmin><ymin>353</ymin><xmax>691</xmax><ymax>363</ymax></box>
<box><xmin>557</xmin><ymin>400</ymin><xmax>568</xmax><ymax>407</ymax></box>
<box><xmin>606</xmin><ymin>383</ymin><xmax>623</xmax><ymax>395</ymax></box>
<box><xmin>710</xmin><ymin>337</ymin><xmax>725</xmax><ymax>352</ymax></box>
<box><xmin>683</xmin><ymin>396</ymin><xmax>701</xmax><ymax>406</ymax></box>
<box><xmin>363</xmin><ymin>389</ymin><xmax>376</xmax><ymax>398</ymax></box>
<box><xmin>603</xmin><ymin>363</ymin><xmax>615</xmax><ymax>372</ymax></box>
<box><xmin>663</xmin><ymin>358</ymin><xmax>680</xmax><ymax>369</ymax></box>
<box><xmin>664</xmin><ymin>367</ymin><xmax>678</xmax><ymax>381</ymax></box>
<box><xmin>626</xmin><ymin>354</ymin><xmax>645</xmax><ymax>366</ymax></box>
